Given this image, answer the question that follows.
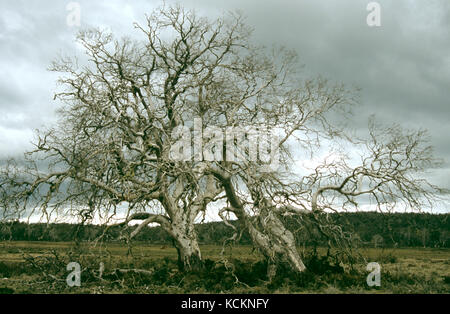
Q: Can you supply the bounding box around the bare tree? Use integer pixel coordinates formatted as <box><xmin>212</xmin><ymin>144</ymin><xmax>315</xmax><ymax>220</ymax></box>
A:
<box><xmin>201</xmin><ymin>83</ymin><xmax>443</xmax><ymax>276</ymax></box>
<box><xmin>1</xmin><ymin>4</ymin><xmax>245</xmax><ymax>271</ymax></box>
<box><xmin>179</xmin><ymin>22</ymin><xmax>444</xmax><ymax>276</ymax></box>
<box><xmin>0</xmin><ymin>4</ymin><xmax>443</xmax><ymax>276</ymax></box>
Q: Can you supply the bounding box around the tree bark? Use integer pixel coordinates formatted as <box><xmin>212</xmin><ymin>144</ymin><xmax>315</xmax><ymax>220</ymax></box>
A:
<box><xmin>241</xmin><ymin>210</ymin><xmax>306</xmax><ymax>276</ymax></box>
<box><xmin>213</xmin><ymin>170</ymin><xmax>306</xmax><ymax>276</ymax></box>
<box><xmin>163</xmin><ymin>175</ymin><xmax>220</xmax><ymax>272</ymax></box>
<box><xmin>170</xmin><ymin>220</ymin><xmax>203</xmax><ymax>272</ymax></box>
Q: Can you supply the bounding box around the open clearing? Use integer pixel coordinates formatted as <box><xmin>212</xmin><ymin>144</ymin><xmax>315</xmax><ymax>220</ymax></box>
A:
<box><xmin>0</xmin><ymin>241</ymin><xmax>449</xmax><ymax>294</ymax></box>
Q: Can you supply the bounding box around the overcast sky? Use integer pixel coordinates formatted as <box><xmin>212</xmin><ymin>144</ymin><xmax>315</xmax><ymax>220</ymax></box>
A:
<box><xmin>0</xmin><ymin>0</ymin><xmax>449</xmax><ymax>215</ymax></box>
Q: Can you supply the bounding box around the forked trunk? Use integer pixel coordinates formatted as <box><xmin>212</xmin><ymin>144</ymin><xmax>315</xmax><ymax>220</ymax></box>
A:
<box><xmin>215</xmin><ymin>172</ymin><xmax>306</xmax><ymax>278</ymax></box>
<box><xmin>246</xmin><ymin>214</ymin><xmax>306</xmax><ymax>277</ymax></box>
<box><xmin>234</xmin><ymin>208</ymin><xmax>306</xmax><ymax>278</ymax></box>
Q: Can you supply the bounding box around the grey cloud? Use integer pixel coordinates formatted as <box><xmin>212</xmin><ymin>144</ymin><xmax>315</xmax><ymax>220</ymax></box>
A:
<box><xmin>0</xmin><ymin>0</ymin><xmax>449</xmax><ymax>197</ymax></box>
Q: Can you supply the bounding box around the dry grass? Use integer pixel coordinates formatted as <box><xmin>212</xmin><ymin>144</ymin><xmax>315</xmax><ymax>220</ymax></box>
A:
<box><xmin>0</xmin><ymin>241</ymin><xmax>448</xmax><ymax>294</ymax></box>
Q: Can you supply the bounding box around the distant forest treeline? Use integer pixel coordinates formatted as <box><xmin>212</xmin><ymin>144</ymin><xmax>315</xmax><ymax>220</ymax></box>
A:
<box><xmin>0</xmin><ymin>212</ymin><xmax>449</xmax><ymax>248</ymax></box>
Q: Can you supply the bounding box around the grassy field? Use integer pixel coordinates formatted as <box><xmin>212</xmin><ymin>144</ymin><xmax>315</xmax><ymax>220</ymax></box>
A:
<box><xmin>0</xmin><ymin>241</ymin><xmax>449</xmax><ymax>294</ymax></box>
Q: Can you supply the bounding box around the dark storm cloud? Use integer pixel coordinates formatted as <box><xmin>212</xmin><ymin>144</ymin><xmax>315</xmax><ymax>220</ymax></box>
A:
<box><xmin>0</xmin><ymin>0</ymin><xmax>449</xmax><ymax>201</ymax></box>
<box><xmin>179</xmin><ymin>0</ymin><xmax>450</xmax><ymax>191</ymax></box>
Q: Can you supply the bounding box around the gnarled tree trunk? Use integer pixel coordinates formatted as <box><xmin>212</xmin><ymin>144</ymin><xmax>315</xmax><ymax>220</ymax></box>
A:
<box><xmin>236</xmin><ymin>207</ymin><xmax>306</xmax><ymax>279</ymax></box>
<box><xmin>159</xmin><ymin>174</ymin><xmax>221</xmax><ymax>272</ymax></box>
<box><xmin>169</xmin><ymin>215</ymin><xmax>203</xmax><ymax>272</ymax></box>
<box><xmin>213</xmin><ymin>170</ymin><xmax>306</xmax><ymax>279</ymax></box>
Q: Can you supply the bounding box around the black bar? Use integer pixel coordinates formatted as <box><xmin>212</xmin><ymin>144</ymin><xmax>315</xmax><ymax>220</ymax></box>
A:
<box><xmin>0</xmin><ymin>294</ymin><xmax>446</xmax><ymax>313</ymax></box>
